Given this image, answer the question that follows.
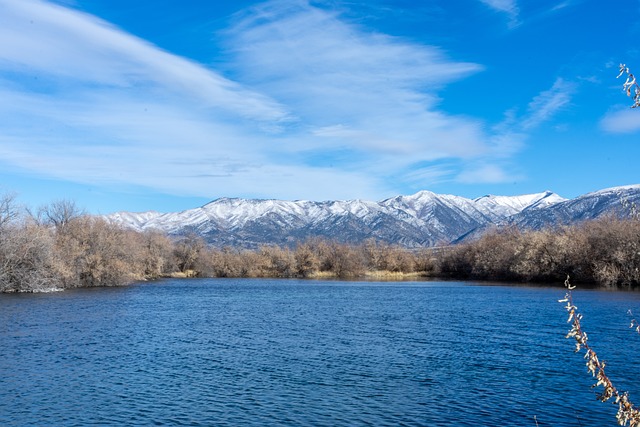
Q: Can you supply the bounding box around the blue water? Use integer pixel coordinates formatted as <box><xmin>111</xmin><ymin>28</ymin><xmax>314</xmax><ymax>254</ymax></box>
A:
<box><xmin>1</xmin><ymin>279</ymin><xmax>639</xmax><ymax>426</ymax></box>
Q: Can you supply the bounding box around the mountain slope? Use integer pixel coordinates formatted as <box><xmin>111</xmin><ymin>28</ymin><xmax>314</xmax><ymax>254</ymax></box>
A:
<box><xmin>453</xmin><ymin>185</ymin><xmax>640</xmax><ymax>243</ymax></box>
<box><xmin>507</xmin><ymin>185</ymin><xmax>640</xmax><ymax>229</ymax></box>
<box><xmin>107</xmin><ymin>190</ymin><xmax>566</xmax><ymax>248</ymax></box>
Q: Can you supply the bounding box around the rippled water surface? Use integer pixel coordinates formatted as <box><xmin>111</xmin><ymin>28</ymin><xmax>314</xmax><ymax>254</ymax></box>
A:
<box><xmin>2</xmin><ymin>279</ymin><xmax>640</xmax><ymax>426</ymax></box>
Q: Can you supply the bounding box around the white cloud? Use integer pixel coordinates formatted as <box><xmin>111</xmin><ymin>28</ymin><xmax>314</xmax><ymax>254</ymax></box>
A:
<box><xmin>551</xmin><ymin>1</ymin><xmax>572</xmax><ymax>12</ymax></box>
<box><xmin>453</xmin><ymin>78</ymin><xmax>574</xmax><ymax>186</ymax></box>
<box><xmin>225</xmin><ymin>1</ymin><xmax>489</xmax><ymax>163</ymax></box>
<box><xmin>521</xmin><ymin>78</ymin><xmax>575</xmax><ymax>130</ymax></box>
<box><xmin>0</xmin><ymin>0</ymin><xmax>527</xmax><ymax>201</ymax></box>
<box><xmin>0</xmin><ymin>0</ymin><xmax>289</xmax><ymax>122</ymax></box>
<box><xmin>600</xmin><ymin>108</ymin><xmax>640</xmax><ymax>133</ymax></box>
<box><xmin>456</xmin><ymin>163</ymin><xmax>515</xmax><ymax>184</ymax></box>
<box><xmin>401</xmin><ymin>165</ymin><xmax>455</xmax><ymax>187</ymax></box>
<box><xmin>490</xmin><ymin>78</ymin><xmax>574</xmax><ymax>137</ymax></box>
<box><xmin>478</xmin><ymin>0</ymin><xmax>520</xmax><ymax>28</ymax></box>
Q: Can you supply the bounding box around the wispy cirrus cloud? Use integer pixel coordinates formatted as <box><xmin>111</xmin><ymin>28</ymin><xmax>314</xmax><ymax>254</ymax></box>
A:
<box><xmin>0</xmin><ymin>0</ymin><xmax>502</xmax><ymax>200</ymax></box>
<box><xmin>0</xmin><ymin>0</ymin><xmax>289</xmax><ymax>122</ymax></box>
<box><xmin>450</xmin><ymin>77</ymin><xmax>575</xmax><ymax>186</ymax></box>
<box><xmin>478</xmin><ymin>0</ymin><xmax>520</xmax><ymax>28</ymax></box>
<box><xmin>489</xmin><ymin>78</ymin><xmax>575</xmax><ymax>136</ymax></box>
<box><xmin>550</xmin><ymin>1</ymin><xmax>572</xmax><ymax>12</ymax></box>
<box><xmin>521</xmin><ymin>78</ymin><xmax>575</xmax><ymax>129</ymax></box>
<box><xmin>224</xmin><ymin>1</ymin><xmax>493</xmax><ymax>180</ymax></box>
<box><xmin>1</xmin><ymin>0</ymin><xmax>536</xmax><ymax>202</ymax></box>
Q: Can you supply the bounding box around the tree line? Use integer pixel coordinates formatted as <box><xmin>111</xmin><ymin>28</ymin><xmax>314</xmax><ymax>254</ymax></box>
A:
<box><xmin>0</xmin><ymin>194</ymin><xmax>435</xmax><ymax>292</ymax></box>
<box><xmin>2</xmin><ymin>193</ymin><xmax>640</xmax><ymax>292</ymax></box>
<box><xmin>0</xmin><ymin>195</ymin><xmax>177</xmax><ymax>292</ymax></box>
<box><xmin>438</xmin><ymin>216</ymin><xmax>640</xmax><ymax>288</ymax></box>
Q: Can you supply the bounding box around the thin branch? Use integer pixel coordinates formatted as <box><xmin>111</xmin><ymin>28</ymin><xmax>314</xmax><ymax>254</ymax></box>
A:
<box><xmin>618</xmin><ymin>64</ymin><xmax>640</xmax><ymax>108</ymax></box>
<box><xmin>561</xmin><ymin>276</ymin><xmax>640</xmax><ymax>426</ymax></box>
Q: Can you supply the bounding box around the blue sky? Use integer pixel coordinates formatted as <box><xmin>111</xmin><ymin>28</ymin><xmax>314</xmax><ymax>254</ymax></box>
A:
<box><xmin>1</xmin><ymin>0</ymin><xmax>639</xmax><ymax>213</ymax></box>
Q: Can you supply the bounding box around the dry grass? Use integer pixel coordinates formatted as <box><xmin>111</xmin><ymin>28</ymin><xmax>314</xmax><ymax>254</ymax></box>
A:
<box><xmin>364</xmin><ymin>270</ymin><xmax>427</xmax><ymax>280</ymax></box>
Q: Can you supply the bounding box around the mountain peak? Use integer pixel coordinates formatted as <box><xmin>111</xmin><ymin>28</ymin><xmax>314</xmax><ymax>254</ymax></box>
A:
<box><xmin>106</xmin><ymin>186</ymin><xmax>639</xmax><ymax>249</ymax></box>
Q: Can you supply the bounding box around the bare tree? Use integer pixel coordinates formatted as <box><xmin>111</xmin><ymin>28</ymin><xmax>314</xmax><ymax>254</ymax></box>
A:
<box><xmin>37</xmin><ymin>199</ymin><xmax>84</xmax><ymax>231</ymax></box>
<box><xmin>173</xmin><ymin>233</ymin><xmax>205</xmax><ymax>274</ymax></box>
<box><xmin>53</xmin><ymin>216</ymin><xmax>137</xmax><ymax>287</ymax></box>
<box><xmin>294</xmin><ymin>242</ymin><xmax>320</xmax><ymax>278</ymax></box>
<box><xmin>0</xmin><ymin>192</ymin><xmax>20</xmax><ymax>230</ymax></box>
<box><xmin>134</xmin><ymin>230</ymin><xmax>175</xmax><ymax>279</ymax></box>
<box><xmin>0</xmin><ymin>222</ymin><xmax>59</xmax><ymax>292</ymax></box>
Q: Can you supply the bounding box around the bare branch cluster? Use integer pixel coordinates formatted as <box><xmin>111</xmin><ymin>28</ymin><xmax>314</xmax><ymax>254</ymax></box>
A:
<box><xmin>438</xmin><ymin>217</ymin><xmax>640</xmax><ymax>288</ymax></box>
<box><xmin>561</xmin><ymin>277</ymin><xmax>640</xmax><ymax>426</ymax></box>
<box><xmin>618</xmin><ymin>64</ymin><xmax>640</xmax><ymax>108</ymax></box>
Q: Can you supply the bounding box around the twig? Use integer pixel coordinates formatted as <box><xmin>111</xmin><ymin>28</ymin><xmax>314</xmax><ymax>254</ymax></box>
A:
<box><xmin>617</xmin><ymin>64</ymin><xmax>640</xmax><ymax>108</ymax></box>
<box><xmin>628</xmin><ymin>310</ymin><xmax>640</xmax><ymax>335</ymax></box>
<box><xmin>560</xmin><ymin>276</ymin><xmax>640</xmax><ymax>426</ymax></box>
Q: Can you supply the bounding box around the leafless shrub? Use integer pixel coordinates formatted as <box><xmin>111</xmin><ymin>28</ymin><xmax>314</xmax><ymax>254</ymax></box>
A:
<box><xmin>323</xmin><ymin>241</ymin><xmax>367</xmax><ymax>279</ymax></box>
<box><xmin>0</xmin><ymin>221</ymin><xmax>60</xmax><ymax>292</ymax></box>
<box><xmin>54</xmin><ymin>216</ymin><xmax>138</xmax><ymax>287</ymax></box>
<box><xmin>414</xmin><ymin>248</ymin><xmax>439</xmax><ymax>275</ymax></box>
<box><xmin>510</xmin><ymin>228</ymin><xmax>560</xmax><ymax>281</ymax></box>
<box><xmin>133</xmin><ymin>230</ymin><xmax>176</xmax><ymax>279</ymax></box>
<box><xmin>581</xmin><ymin>218</ymin><xmax>640</xmax><ymax>288</ymax></box>
<box><xmin>209</xmin><ymin>246</ymin><xmax>249</xmax><ymax>278</ymax></box>
<box><xmin>362</xmin><ymin>240</ymin><xmax>417</xmax><ymax>273</ymax></box>
<box><xmin>257</xmin><ymin>245</ymin><xmax>296</xmax><ymax>278</ymax></box>
<box><xmin>294</xmin><ymin>242</ymin><xmax>320</xmax><ymax>278</ymax></box>
<box><xmin>173</xmin><ymin>233</ymin><xmax>206</xmax><ymax>274</ymax></box>
<box><xmin>437</xmin><ymin>217</ymin><xmax>640</xmax><ymax>288</ymax></box>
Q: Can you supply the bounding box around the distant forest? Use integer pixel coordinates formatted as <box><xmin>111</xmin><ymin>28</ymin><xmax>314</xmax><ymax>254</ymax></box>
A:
<box><xmin>1</xmin><ymin>193</ymin><xmax>639</xmax><ymax>292</ymax></box>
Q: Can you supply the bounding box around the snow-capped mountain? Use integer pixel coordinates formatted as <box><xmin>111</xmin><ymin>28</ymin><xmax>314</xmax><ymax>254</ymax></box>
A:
<box><xmin>453</xmin><ymin>185</ymin><xmax>640</xmax><ymax>243</ymax></box>
<box><xmin>107</xmin><ymin>189</ymin><xmax>569</xmax><ymax>248</ymax></box>
<box><xmin>507</xmin><ymin>184</ymin><xmax>640</xmax><ymax>230</ymax></box>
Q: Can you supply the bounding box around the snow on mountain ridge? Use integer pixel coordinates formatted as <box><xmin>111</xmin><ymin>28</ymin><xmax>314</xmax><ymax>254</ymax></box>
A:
<box><xmin>110</xmin><ymin>190</ymin><xmax>563</xmax><ymax>230</ymax></box>
<box><xmin>474</xmin><ymin>190</ymin><xmax>564</xmax><ymax>210</ymax></box>
<box><xmin>106</xmin><ymin>189</ymin><xmax>571</xmax><ymax>248</ymax></box>
<box><xmin>199</xmin><ymin>198</ymin><xmax>309</xmax><ymax>228</ymax></box>
<box><xmin>581</xmin><ymin>184</ymin><xmax>640</xmax><ymax>198</ymax></box>
<box><xmin>108</xmin><ymin>211</ymin><xmax>164</xmax><ymax>229</ymax></box>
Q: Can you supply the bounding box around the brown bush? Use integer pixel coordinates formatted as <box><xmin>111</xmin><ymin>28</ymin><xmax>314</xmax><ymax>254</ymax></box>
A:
<box><xmin>173</xmin><ymin>233</ymin><xmax>206</xmax><ymax>274</ymax></box>
<box><xmin>54</xmin><ymin>216</ymin><xmax>139</xmax><ymax>288</ymax></box>
<box><xmin>0</xmin><ymin>221</ymin><xmax>60</xmax><ymax>292</ymax></box>
<box><xmin>294</xmin><ymin>242</ymin><xmax>320</xmax><ymax>278</ymax></box>
<box><xmin>131</xmin><ymin>230</ymin><xmax>176</xmax><ymax>279</ymax></box>
<box><xmin>437</xmin><ymin>217</ymin><xmax>640</xmax><ymax>288</ymax></box>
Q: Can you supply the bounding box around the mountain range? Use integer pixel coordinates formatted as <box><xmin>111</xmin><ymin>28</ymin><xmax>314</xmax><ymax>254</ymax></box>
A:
<box><xmin>107</xmin><ymin>184</ymin><xmax>640</xmax><ymax>248</ymax></box>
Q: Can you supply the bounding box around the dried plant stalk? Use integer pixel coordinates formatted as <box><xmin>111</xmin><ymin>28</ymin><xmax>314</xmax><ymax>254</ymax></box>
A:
<box><xmin>561</xmin><ymin>276</ymin><xmax>640</xmax><ymax>425</ymax></box>
<box><xmin>618</xmin><ymin>64</ymin><xmax>640</xmax><ymax>108</ymax></box>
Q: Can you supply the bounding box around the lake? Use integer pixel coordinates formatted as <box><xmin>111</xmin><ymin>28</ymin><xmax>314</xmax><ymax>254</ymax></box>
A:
<box><xmin>1</xmin><ymin>279</ymin><xmax>639</xmax><ymax>426</ymax></box>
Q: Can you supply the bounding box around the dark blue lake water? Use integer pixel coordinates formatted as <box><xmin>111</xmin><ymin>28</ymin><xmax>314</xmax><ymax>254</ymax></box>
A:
<box><xmin>1</xmin><ymin>279</ymin><xmax>639</xmax><ymax>426</ymax></box>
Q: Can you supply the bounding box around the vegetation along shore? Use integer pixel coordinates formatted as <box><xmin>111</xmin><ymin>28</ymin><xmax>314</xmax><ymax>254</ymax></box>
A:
<box><xmin>2</xmin><ymin>192</ymin><xmax>639</xmax><ymax>293</ymax></box>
